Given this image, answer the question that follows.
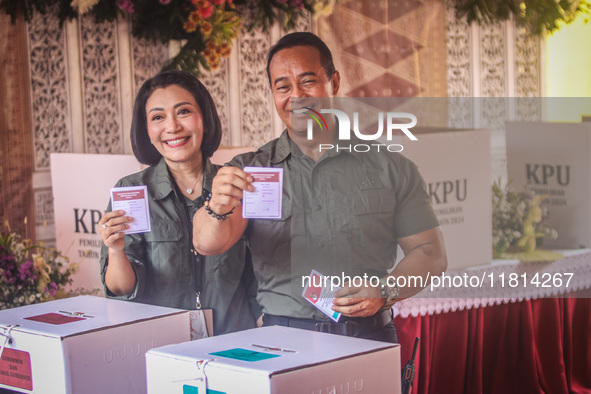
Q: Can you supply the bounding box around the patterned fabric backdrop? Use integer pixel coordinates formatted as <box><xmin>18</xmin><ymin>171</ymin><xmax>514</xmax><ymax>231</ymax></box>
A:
<box><xmin>0</xmin><ymin>13</ymin><xmax>35</xmax><ymax>239</ymax></box>
<box><xmin>316</xmin><ymin>0</ymin><xmax>448</xmax><ymax>98</ymax></box>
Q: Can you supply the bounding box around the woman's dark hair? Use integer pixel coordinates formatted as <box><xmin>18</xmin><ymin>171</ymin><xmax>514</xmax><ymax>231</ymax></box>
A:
<box><xmin>266</xmin><ymin>32</ymin><xmax>336</xmax><ymax>85</ymax></box>
<box><xmin>130</xmin><ymin>70</ymin><xmax>222</xmax><ymax>165</ymax></box>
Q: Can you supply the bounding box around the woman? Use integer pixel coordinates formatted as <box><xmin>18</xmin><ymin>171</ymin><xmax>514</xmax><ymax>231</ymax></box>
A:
<box><xmin>98</xmin><ymin>70</ymin><xmax>259</xmax><ymax>335</ymax></box>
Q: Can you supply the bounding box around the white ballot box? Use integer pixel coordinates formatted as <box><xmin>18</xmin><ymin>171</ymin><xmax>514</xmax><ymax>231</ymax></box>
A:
<box><xmin>146</xmin><ymin>326</ymin><xmax>401</xmax><ymax>394</ymax></box>
<box><xmin>506</xmin><ymin>121</ymin><xmax>591</xmax><ymax>248</ymax></box>
<box><xmin>397</xmin><ymin>128</ymin><xmax>492</xmax><ymax>269</ymax></box>
<box><xmin>0</xmin><ymin>296</ymin><xmax>190</xmax><ymax>393</ymax></box>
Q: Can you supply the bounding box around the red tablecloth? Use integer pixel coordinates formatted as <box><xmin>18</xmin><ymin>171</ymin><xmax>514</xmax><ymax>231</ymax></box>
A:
<box><xmin>394</xmin><ymin>295</ymin><xmax>591</xmax><ymax>394</ymax></box>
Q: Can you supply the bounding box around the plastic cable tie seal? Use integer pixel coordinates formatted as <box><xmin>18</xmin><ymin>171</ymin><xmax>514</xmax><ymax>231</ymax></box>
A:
<box><xmin>0</xmin><ymin>324</ymin><xmax>19</xmax><ymax>359</ymax></box>
<box><xmin>195</xmin><ymin>358</ymin><xmax>215</xmax><ymax>391</ymax></box>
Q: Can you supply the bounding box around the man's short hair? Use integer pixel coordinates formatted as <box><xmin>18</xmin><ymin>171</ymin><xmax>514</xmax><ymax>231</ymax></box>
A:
<box><xmin>266</xmin><ymin>32</ymin><xmax>336</xmax><ymax>85</ymax></box>
<box><xmin>130</xmin><ymin>70</ymin><xmax>222</xmax><ymax>166</ymax></box>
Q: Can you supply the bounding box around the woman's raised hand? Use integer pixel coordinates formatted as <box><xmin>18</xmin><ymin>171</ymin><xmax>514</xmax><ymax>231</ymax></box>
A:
<box><xmin>209</xmin><ymin>166</ymin><xmax>254</xmax><ymax>215</ymax></box>
<box><xmin>99</xmin><ymin>210</ymin><xmax>133</xmax><ymax>250</ymax></box>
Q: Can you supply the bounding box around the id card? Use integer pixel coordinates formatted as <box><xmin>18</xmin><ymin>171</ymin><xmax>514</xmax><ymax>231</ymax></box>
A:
<box><xmin>110</xmin><ymin>186</ymin><xmax>151</xmax><ymax>234</ymax></box>
<box><xmin>302</xmin><ymin>269</ymin><xmax>341</xmax><ymax>322</ymax></box>
<box><xmin>242</xmin><ymin>167</ymin><xmax>283</xmax><ymax>219</ymax></box>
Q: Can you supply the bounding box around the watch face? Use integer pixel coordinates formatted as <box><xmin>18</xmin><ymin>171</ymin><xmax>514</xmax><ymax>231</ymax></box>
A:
<box><xmin>380</xmin><ymin>278</ymin><xmax>399</xmax><ymax>300</ymax></box>
<box><xmin>381</xmin><ymin>283</ymin><xmax>398</xmax><ymax>299</ymax></box>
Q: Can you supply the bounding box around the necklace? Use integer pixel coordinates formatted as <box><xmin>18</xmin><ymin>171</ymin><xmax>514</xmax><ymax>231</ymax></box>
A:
<box><xmin>176</xmin><ymin>172</ymin><xmax>202</xmax><ymax>194</ymax></box>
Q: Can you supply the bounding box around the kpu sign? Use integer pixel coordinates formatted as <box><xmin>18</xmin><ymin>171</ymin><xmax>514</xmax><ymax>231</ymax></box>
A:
<box><xmin>51</xmin><ymin>153</ymin><xmax>142</xmax><ymax>293</ymax></box>
<box><xmin>397</xmin><ymin>128</ymin><xmax>492</xmax><ymax>270</ymax></box>
<box><xmin>506</xmin><ymin>120</ymin><xmax>591</xmax><ymax>248</ymax></box>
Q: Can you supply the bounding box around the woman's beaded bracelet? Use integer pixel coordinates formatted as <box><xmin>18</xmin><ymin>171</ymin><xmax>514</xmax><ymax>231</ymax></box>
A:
<box><xmin>204</xmin><ymin>194</ymin><xmax>234</xmax><ymax>220</ymax></box>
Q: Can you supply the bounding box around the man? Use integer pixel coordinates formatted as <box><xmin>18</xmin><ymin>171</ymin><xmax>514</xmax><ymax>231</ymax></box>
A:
<box><xmin>193</xmin><ymin>32</ymin><xmax>447</xmax><ymax>343</ymax></box>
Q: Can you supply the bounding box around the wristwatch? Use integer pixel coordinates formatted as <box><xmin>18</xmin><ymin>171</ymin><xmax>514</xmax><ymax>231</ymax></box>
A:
<box><xmin>379</xmin><ymin>277</ymin><xmax>399</xmax><ymax>309</ymax></box>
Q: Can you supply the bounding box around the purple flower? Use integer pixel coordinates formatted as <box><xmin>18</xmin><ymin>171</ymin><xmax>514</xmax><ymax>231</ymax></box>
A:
<box><xmin>289</xmin><ymin>0</ymin><xmax>304</xmax><ymax>9</ymax></box>
<box><xmin>16</xmin><ymin>260</ymin><xmax>36</xmax><ymax>285</ymax></box>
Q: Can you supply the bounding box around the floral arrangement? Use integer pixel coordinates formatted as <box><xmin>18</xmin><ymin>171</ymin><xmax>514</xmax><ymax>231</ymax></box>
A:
<box><xmin>492</xmin><ymin>179</ymin><xmax>562</xmax><ymax>261</ymax></box>
<box><xmin>0</xmin><ymin>225</ymin><xmax>80</xmax><ymax>310</ymax></box>
<box><xmin>452</xmin><ymin>0</ymin><xmax>589</xmax><ymax>35</ymax></box>
<box><xmin>0</xmin><ymin>0</ymin><xmax>334</xmax><ymax>76</ymax></box>
<box><xmin>179</xmin><ymin>0</ymin><xmax>240</xmax><ymax>71</ymax></box>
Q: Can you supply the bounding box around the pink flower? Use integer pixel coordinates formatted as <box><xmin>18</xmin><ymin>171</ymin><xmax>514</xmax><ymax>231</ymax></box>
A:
<box><xmin>199</xmin><ymin>4</ymin><xmax>214</xmax><ymax>18</ymax></box>
<box><xmin>211</xmin><ymin>0</ymin><xmax>225</xmax><ymax>5</ymax></box>
<box><xmin>159</xmin><ymin>0</ymin><xmax>172</xmax><ymax>4</ymax></box>
<box><xmin>117</xmin><ymin>0</ymin><xmax>134</xmax><ymax>14</ymax></box>
<box><xmin>290</xmin><ymin>0</ymin><xmax>304</xmax><ymax>9</ymax></box>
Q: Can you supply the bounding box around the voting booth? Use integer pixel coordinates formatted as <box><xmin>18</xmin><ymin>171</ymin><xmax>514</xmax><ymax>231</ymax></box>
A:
<box><xmin>146</xmin><ymin>325</ymin><xmax>401</xmax><ymax>394</ymax></box>
<box><xmin>506</xmin><ymin>120</ymin><xmax>591</xmax><ymax>248</ymax></box>
<box><xmin>0</xmin><ymin>296</ymin><xmax>191</xmax><ymax>393</ymax></box>
<box><xmin>51</xmin><ymin>154</ymin><xmax>142</xmax><ymax>294</ymax></box>
<box><xmin>397</xmin><ymin>128</ymin><xmax>492</xmax><ymax>269</ymax></box>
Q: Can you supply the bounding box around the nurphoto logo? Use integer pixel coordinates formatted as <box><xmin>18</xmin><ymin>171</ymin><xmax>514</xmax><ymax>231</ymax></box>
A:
<box><xmin>295</xmin><ymin>107</ymin><xmax>418</xmax><ymax>153</ymax></box>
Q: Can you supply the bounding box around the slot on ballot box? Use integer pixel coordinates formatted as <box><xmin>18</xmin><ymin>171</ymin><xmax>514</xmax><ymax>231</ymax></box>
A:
<box><xmin>0</xmin><ymin>296</ymin><xmax>191</xmax><ymax>393</ymax></box>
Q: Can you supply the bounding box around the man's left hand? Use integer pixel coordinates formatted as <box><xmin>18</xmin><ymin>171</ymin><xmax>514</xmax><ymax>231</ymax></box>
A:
<box><xmin>332</xmin><ymin>285</ymin><xmax>385</xmax><ymax>318</ymax></box>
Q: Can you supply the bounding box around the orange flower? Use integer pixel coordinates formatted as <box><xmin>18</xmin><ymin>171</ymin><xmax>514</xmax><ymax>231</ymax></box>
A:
<box><xmin>206</xmin><ymin>50</ymin><xmax>220</xmax><ymax>69</ymax></box>
<box><xmin>208</xmin><ymin>59</ymin><xmax>221</xmax><ymax>70</ymax></box>
<box><xmin>189</xmin><ymin>11</ymin><xmax>201</xmax><ymax>24</ymax></box>
<box><xmin>200</xmin><ymin>21</ymin><xmax>213</xmax><ymax>36</ymax></box>
<box><xmin>207</xmin><ymin>51</ymin><xmax>219</xmax><ymax>61</ymax></box>
<box><xmin>219</xmin><ymin>42</ymin><xmax>232</xmax><ymax>57</ymax></box>
<box><xmin>184</xmin><ymin>20</ymin><xmax>197</xmax><ymax>33</ymax></box>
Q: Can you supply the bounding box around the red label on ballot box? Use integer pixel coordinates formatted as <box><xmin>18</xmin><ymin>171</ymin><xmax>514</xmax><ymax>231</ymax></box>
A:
<box><xmin>0</xmin><ymin>348</ymin><xmax>33</xmax><ymax>391</ymax></box>
<box><xmin>24</xmin><ymin>312</ymin><xmax>85</xmax><ymax>325</ymax></box>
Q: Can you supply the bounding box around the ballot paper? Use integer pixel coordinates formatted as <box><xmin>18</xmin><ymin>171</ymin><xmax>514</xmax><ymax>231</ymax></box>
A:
<box><xmin>110</xmin><ymin>186</ymin><xmax>151</xmax><ymax>234</ymax></box>
<box><xmin>302</xmin><ymin>269</ymin><xmax>342</xmax><ymax>322</ymax></box>
<box><xmin>242</xmin><ymin>166</ymin><xmax>283</xmax><ymax>219</ymax></box>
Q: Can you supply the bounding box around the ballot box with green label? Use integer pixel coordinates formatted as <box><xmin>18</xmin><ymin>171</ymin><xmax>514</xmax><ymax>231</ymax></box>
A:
<box><xmin>0</xmin><ymin>296</ymin><xmax>191</xmax><ymax>393</ymax></box>
<box><xmin>146</xmin><ymin>325</ymin><xmax>401</xmax><ymax>394</ymax></box>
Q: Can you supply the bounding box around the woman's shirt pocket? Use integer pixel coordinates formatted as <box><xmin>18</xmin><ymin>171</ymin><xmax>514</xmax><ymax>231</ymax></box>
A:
<box><xmin>143</xmin><ymin>219</ymin><xmax>187</xmax><ymax>283</ymax></box>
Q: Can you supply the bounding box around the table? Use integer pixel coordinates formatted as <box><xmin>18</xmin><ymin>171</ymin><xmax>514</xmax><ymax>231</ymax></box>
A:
<box><xmin>393</xmin><ymin>250</ymin><xmax>591</xmax><ymax>394</ymax></box>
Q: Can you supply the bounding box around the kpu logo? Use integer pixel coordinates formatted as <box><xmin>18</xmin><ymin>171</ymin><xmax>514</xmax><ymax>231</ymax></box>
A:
<box><xmin>294</xmin><ymin>107</ymin><xmax>418</xmax><ymax>152</ymax></box>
